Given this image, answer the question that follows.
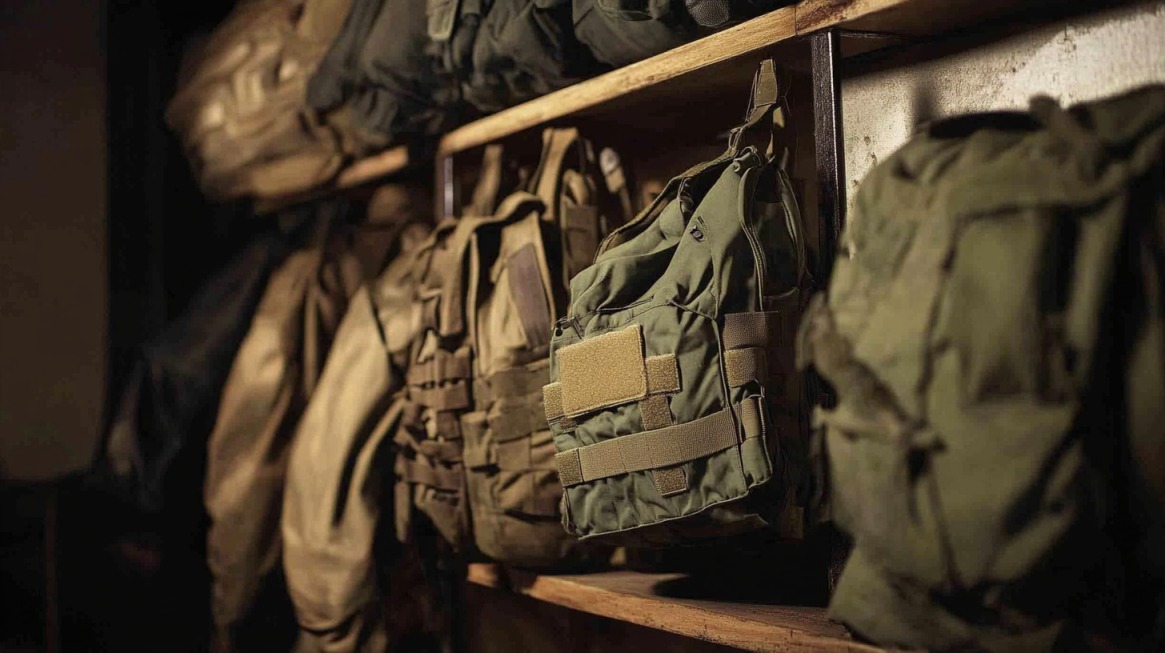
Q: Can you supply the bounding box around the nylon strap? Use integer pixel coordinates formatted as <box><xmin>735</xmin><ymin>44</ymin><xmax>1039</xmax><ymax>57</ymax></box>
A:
<box><xmin>467</xmin><ymin>144</ymin><xmax>505</xmax><ymax>216</ymax></box>
<box><xmin>555</xmin><ymin>398</ymin><xmax>763</xmax><ymax>487</ymax></box>
<box><xmin>543</xmin><ymin>382</ymin><xmax>565</xmax><ymax>422</ymax></box>
<box><xmin>639</xmin><ymin>394</ymin><xmax>674</xmax><ymax>431</ymax></box>
<box><xmin>408</xmin><ymin>382</ymin><xmax>471</xmax><ymax>412</ymax></box>
<box><xmin>396</xmin><ymin>457</ymin><xmax>462</xmax><ymax>492</ymax></box>
<box><xmin>506</xmin><ymin>243</ymin><xmax>553</xmax><ymax>350</ymax></box>
<box><xmin>407</xmin><ymin>350</ymin><xmax>473</xmax><ymax>387</ymax></box>
<box><xmin>725</xmin><ymin>347</ymin><xmax>768</xmax><ymax>387</ymax></box>
<box><xmin>489</xmin><ymin>406</ymin><xmax>548</xmax><ymax>442</ymax></box>
<box><xmin>532</xmin><ymin>127</ymin><xmax>580</xmax><ymax>212</ymax></box>
<box><xmin>393</xmin><ymin>425</ymin><xmax>462</xmax><ymax>460</ymax></box>
<box><xmin>476</xmin><ymin>363</ymin><xmax>549</xmax><ymax>405</ymax></box>
<box><xmin>645</xmin><ymin>355</ymin><xmax>681</xmax><ymax>394</ymax></box>
<box><xmin>723</xmin><ymin>311</ymin><xmax>778</xmax><ymax>349</ymax></box>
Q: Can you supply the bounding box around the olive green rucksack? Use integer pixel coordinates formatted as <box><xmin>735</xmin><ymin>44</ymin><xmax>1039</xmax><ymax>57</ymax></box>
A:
<box><xmin>799</xmin><ymin>87</ymin><xmax>1165</xmax><ymax>652</ymax></box>
<box><xmin>427</xmin><ymin>0</ymin><xmax>606</xmax><ymax>114</ymax></box>
<box><xmin>545</xmin><ymin>60</ymin><xmax>809</xmax><ymax>546</ymax></box>
<box><xmin>573</xmin><ymin>0</ymin><xmax>787</xmax><ymax>68</ymax></box>
<box><xmin>394</xmin><ymin>131</ymin><xmax>626</xmax><ymax>566</ymax></box>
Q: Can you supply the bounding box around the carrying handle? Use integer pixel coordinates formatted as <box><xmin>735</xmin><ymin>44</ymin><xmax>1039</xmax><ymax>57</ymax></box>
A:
<box><xmin>729</xmin><ymin>59</ymin><xmax>792</xmax><ymax>167</ymax></box>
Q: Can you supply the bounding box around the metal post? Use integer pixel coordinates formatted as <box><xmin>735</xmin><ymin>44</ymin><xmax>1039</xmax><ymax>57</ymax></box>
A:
<box><xmin>437</xmin><ymin>155</ymin><xmax>458</xmax><ymax>220</ymax></box>
<box><xmin>810</xmin><ymin>29</ymin><xmax>846</xmax><ymax>284</ymax></box>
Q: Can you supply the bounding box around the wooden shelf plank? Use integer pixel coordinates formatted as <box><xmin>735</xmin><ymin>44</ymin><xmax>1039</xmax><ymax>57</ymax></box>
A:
<box><xmin>335</xmin><ymin>145</ymin><xmax>409</xmax><ymax>187</ymax></box>
<box><xmin>434</xmin><ymin>7</ymin><xmax>797</xmax><ymax>157</ymax></box>
<box><xmin>466</xmin><ymin>564</ymin><xmax>884</xmax><ymax>653</ymax></box>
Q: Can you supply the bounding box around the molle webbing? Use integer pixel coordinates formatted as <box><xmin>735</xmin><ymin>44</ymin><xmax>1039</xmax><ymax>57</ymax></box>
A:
<box><xmin>395</xmin><ymin>456</ymin><xmax>463</xmax><ymax>491</ymax></box>
<box><xmin>723</xmin><ymin>311</ymin><xmax>782</xmax><ymax>387</ymax></box>
<box><xmin>474</xmin><ymin>363</ymin><xmax>548</xmax><ymax>405</ymax></box>
<box><xmin>554</xmin><ymin>397</ymin><xmax>764</xmax><ymax>487</ymax></box>
<box><xmin>407</xmin><ymin>382</ymin><xmax>472</xmax><ymax>412</ymax></box>
<box><xmin>406</xmin><ymin>349</ymin><xmax>473</xmax><ymax>386</ymax></box>
<box><xmin>542</xmin><ymin>324</ymin><xmax>680</xmax><ymax>421</ymax></box>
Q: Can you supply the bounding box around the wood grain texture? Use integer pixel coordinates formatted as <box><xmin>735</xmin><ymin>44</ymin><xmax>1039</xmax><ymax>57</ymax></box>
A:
<box><xmin>466</xmin><ymin>564</ymin><xmax>886</xmax><ymax>653</ymax></box>
<box><xmin>336</xmin><ymin>145</ymin><xmax>410</xmax><ymax>186</ymax></box>
<box><xmin>794</xmin><ymin>0</ymin><xmax>1041</xmax><ymax>36</ymax></box>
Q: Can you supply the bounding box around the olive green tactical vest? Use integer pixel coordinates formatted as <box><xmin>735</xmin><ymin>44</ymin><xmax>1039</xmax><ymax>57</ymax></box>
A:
<box><xmin>799</xmin><ymin>87</ymin><xmax>1165</xmax><ymax>652</ymax></box>
<box><xmin>394</xmin><ymin>132</ymin><xmax>625</xmax><ymax>565</ymax></box>
<box><xmin>546</xmin><ymin>60</ymin><xmax>808</xmax><ymax>546</ymax></box>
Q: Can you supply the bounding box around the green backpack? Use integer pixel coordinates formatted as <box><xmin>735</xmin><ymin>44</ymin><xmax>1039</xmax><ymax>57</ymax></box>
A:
<box><xmin>545</xmin><ymin>59</ymin><xmax>808</xmax><ymax>546</ymax></box>
<box><xmin>799</xmin><ymin>87</ymin><xmax>1165</xmax><ymax>651</ymax></box>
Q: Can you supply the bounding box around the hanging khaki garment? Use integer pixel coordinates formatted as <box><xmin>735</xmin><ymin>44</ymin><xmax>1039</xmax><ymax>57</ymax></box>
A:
<box><xmin>205</xmin><ymin>216</ymin><xmax>365</xmax><ymax>653</ymax></box>
<box><xmin>282</xmin><ymin>223</ymin><xmax>438</xmax><ymax>653</ymax></box>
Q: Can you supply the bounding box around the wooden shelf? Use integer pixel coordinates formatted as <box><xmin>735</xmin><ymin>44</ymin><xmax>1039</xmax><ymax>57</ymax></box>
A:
<box><xmin>263</xmin><ymin>0</ymin><xmax>1039</xmax><ymax>209</ymax></box>
<box><xmin>466</xmin><ymin>563</ymin><xmax>883</xmax><ymax>653</ymax></box>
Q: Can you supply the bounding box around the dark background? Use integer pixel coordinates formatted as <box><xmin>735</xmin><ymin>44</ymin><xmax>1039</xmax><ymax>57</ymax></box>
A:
<box><xmin>2</xmin><ymin>1</ymin><xmax>258</xmax><ymax>651</ymax></box>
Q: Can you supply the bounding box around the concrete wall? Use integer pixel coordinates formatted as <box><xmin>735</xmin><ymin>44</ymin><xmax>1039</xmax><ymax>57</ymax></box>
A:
<box><xmin>843</xmin><ymin>1</ymin><xmax>1165</xmax><ymax>205</ymax></box>
<box><xmin>0</xmin><ymin>0</ymin><xmax>107</xmax><ymax>481</ymax></box>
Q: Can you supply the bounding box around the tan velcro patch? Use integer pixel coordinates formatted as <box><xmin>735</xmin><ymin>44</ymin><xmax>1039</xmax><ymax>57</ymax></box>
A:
<box><xmin>645</xmin><ymin>354</ymin><xmax>681</xmax><ymax>394</ymax></box>
<box><xmin>557</xmin><ymin>324</ymin><xmax>647</xmax><ymax>417</ymax></box>
<box><xmin>724</xmin><ymin>347</ymin><xmax>767</xmax><ymax>387</ymax></box>
<box><xmin>554</xmin><ymin>450</ymin><xmax>583</xmax><ymax>487</ymax></box>
<box><xmin>723</xmin><ymin>312</ymin><xmax>774</xmax><ymax>349</ymax></box>
<box><xmin>639</xmin><ymin>394</ymin><xmax>674</xmax><ymax>431</ymax></box>
<box><xmin>542</xmin><ymin>382</ymin><xmax>564</xmax><ymax>422</ymax></box>
<box><xmin>652</xmin><ymin>466</ymin><xmax>688</xmax><ymax>497</ymax></box>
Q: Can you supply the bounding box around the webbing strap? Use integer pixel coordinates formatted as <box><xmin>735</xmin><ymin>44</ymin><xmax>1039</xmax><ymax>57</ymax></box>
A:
<box><xmin>408</xmin><ymin>383</ymin><xmax>471</xmax><ymax>411</ymax></box>
<box><xmin>555</xmin><ymin>398</ymin><xmax>763</xmax><ymax>487</ymax></box>
<box><xmin>393</xmin><ymin>426</ymin><xmax>462</xmax><ymax>461</ymax></box>
<box><xmin>407</xmin><ymin>350</ymin><xmax>472</xmax><ymax>387</ymax></box>
<box><xmin>467</xmin><ymin>144</ymin><xmax>505</xmax><ymax>216</ymax></box>
<box><xmin>723</xmin><ymin>311</ymin><xmax>777</xmax><ymax>349</ymax></box>
<box><xmin>489</xmin><ymin>406</ymin><xmax>548</xmax><ymax>442</ymax></box>
<box><xmin>477</xmin><ymin>363</ymin><xmax>549</xmax><ymax>405</ymax></box>
<box><xmin>645</xmin><ymin>355</ymin><xmax>681</xmax><ymax>394</ymax></box>
<box><xmin>506</xmin><ymin>243</ymin><xmax>552</xmax><ymax>350</ymax></box>
<box><xmin>532</xmin><ymin>128</ymin><xmax>580</xmax><ymax>211</ymax></box>
<box><xmin>639</xmin><ymin>394</ymin><xmax>674</xmax><ymax>431</ymax></box>
<box><xmin>396</xmin><ymin>457</ymin><xmax>462</xmax><ymax>492</ymax></box>
<box><xmin>725</xmin><ymin>347</ymin><xmax>768</xmax><ymax>387</ymax></box>
<box><xmin>563</xmin><ymin>203</ymin><xmax>600</xmax><ymax>282</ymax></box>
<box><xmin>543</xmin><ymin>382</ymin><xmax>565</xmax><ymax>422</ymax></box>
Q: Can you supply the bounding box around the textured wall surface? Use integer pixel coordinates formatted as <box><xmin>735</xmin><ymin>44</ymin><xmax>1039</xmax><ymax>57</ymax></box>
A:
<box><xmin>842</xmin><ymin>1</ymin><xmax>1165</xmax><ymax>203</ymax></box>
<box><xmin>0</xmin><ymin>0</ymin><xmax>107</xmax><ymax>481</ymax></box>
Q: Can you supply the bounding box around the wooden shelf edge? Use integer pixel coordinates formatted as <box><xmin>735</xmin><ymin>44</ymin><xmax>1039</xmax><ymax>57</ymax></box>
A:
<box><xmin>335</xmin><ymin>144</ymin><xmax>410</xmax><ymax>187</ymax></box>
<box><xmin>466</xmin><ymin>564</ymin><xmax>886</xmax><ymax>653</ymax></box>
<box><xmin>259</xmin><ymin>0</ymin><xmax>1035</xmax><ymax>206</ymax></box>
<box><xmin>434</xmin><ymin>6</ymin><xmax>798</xmax><ymax>157</ymax></box>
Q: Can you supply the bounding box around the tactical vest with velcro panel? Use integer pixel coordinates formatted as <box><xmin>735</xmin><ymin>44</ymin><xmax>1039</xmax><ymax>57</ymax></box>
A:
<box><xmin>545</xmin><ymin>60</ymin><xmax>808</xmax><ymax>546</ymax></box>
<box><xmin>799</xmin><ymin>87</ymin><xmax>1165</xmax><ymax>652</ymax></box>
<box><xmin>460</xmin><ymin>128</ymin><xmax>625</xmax><ymax>566</ymax></box>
